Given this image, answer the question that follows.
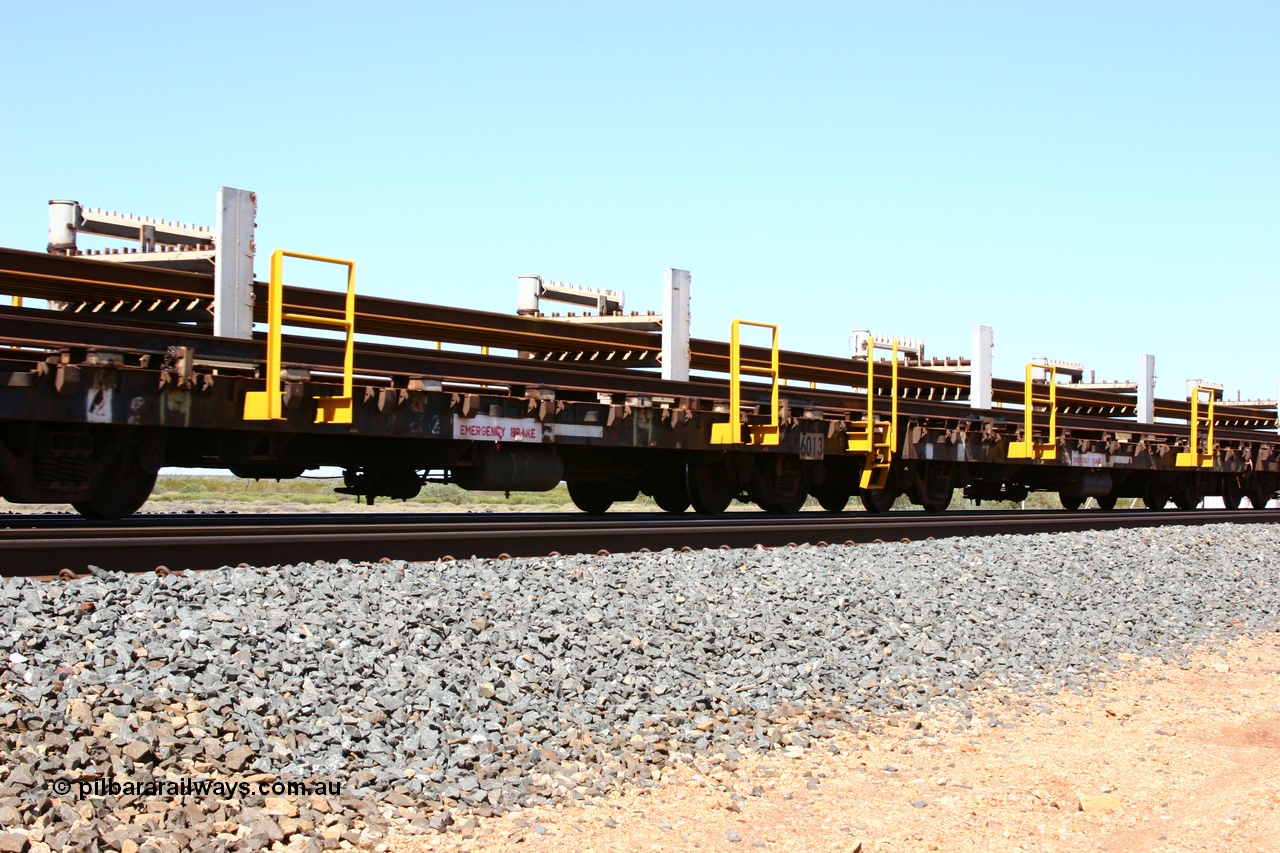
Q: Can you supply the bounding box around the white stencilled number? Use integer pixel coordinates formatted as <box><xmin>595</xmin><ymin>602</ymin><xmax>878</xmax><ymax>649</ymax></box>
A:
<box><xmin>799</xmin><ymin>433</ymin><xmax>824</xmax><ymax>460</ymax></box>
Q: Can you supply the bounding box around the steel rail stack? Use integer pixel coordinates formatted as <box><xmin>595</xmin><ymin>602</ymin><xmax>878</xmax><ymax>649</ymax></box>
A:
<box><xmin>0</xmin><ymin>196</ymin><xmax>1277</xmax><ymax>521</ymax></box>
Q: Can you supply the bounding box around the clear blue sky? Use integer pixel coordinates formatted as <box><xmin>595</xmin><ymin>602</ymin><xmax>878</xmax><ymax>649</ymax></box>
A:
<box><xmin>3</xmin><ymin>2</ymin><xmax>1277</xmax><ymax>402</ymax></box>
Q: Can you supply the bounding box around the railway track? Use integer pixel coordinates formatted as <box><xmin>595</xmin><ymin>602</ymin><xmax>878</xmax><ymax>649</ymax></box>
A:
<box><xmin>4</xmin><ymin>508</ymin><xmax>1278</xmax><ymax>576</ymax></box>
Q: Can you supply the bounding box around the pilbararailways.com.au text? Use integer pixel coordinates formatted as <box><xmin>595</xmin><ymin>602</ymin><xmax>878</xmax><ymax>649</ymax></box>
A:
<box><xmin>51</xmin><ymin>776</ymin><xmax>341</xmax><ymax>799</ymax></box>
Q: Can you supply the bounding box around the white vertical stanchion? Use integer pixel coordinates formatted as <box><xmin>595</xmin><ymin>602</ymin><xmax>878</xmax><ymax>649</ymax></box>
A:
<box><xmin>213</xmin><ymin>187</ymin><xmax>256</xmax><ymax>340</ymax></box>
<box><xmin>662</xmin><ymin>268</ymin><xmax>690</xmax><ymax>382</ymax></box>
<box><xmin>1137</xmin><ymin>354</ymin><xmax>1156</xmax><ymax>424</ymax></box>
<box><xmin>970</xmin><ymin>325</ymin><xmax>993</xmax><ymax>409</ymax></box>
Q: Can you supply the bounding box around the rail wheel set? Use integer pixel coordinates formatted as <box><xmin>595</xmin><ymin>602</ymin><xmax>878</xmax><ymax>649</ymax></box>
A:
<box><xmin>0</xmin><ymin>189</ymin><xmax>1276</xmax><ymax>520</ymax></box>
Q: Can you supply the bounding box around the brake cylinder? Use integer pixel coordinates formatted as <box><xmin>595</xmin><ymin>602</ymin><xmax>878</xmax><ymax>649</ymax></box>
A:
<box><xmin>452</xmin><ymin>449</ymin><xmax>564</xmax><ymax>492</ymax></box>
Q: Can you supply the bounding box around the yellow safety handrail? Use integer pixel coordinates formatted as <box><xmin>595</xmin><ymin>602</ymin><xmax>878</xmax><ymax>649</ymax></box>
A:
<box><xmin>1175</xmin><ymin>387</ymin><xmax>1216</xmax><ymax>468</ymax></box>
<box><xmin>1008</xmin><ymin>362</ymin><xmax>1057</xmax><ymax>460</ymax></box>
<box><xmin>847</xmin><ymin>336</ymin><xmax>898</xmax><ymax>489</ymax></box>
<box><xmin>710</xmin><ymin>319</ymin><xmax>780</xmax><ymax>445</ymax></box>
<box><xmin>7</xmin><ymin>296</ymin><xmax>19</xmax><ymax>350</ymax></box>
<box><xmin>244</xmin><ymin>249</ymin><xmax>356</xmax><ymax>425</ymax></box>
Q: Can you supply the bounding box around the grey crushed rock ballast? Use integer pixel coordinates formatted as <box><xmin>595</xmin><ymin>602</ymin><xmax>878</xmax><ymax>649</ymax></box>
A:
<box><xmin>1</xmin><ymin>523</ymin><xmax>1277</xmax><ymax>851</ymax></box>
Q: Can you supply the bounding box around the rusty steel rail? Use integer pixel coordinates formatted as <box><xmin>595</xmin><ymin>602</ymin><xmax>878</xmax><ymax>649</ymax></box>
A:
<box><xmin>0</xmin><ymin>247</ymin><xmax>660</xmax><ymax>364</ymax></box>
<box><xmin>0</xmin><ymin>306</ymin><xmax>1270</xmax><ymax>446</ymax></box>
<box><xmin>2</xmin><ymin>508</ymin><xmax>1279</xmax><ymax>575</ymax></box>
<box><xmin>1</xmin><ymin>247</ymin><xmax>1274</xmax><ymax>429</ymax></box>
<box><xmin>0</xmin><ymin>246</ymin><xmax>218</xmax><ymax>304</ymax></box>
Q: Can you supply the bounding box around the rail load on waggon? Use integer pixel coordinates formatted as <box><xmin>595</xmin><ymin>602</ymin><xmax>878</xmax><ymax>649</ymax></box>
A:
<box><xmin>0</xmin><ymin>188</ymin><xmax>1276</xmax><ymax>519</ymax></box>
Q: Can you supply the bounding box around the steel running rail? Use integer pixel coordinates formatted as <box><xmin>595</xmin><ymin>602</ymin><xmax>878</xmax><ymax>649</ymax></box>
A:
<box><xmin>5</xmin><ymin>508</ymin><xmax>1280</xmax><ymax>575</ymax></box>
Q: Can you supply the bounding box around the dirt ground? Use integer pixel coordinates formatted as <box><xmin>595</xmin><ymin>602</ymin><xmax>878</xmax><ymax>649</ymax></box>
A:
<box><xmin>383</xmin><ymin>633</ymin><xmax>1280</xmax><ymax>853</ymax></box>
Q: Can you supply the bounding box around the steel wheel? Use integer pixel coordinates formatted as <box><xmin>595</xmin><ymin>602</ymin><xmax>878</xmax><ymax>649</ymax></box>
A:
<box><xmin>686</xmin><ymin>463</ymin><xmax>737</xmax><ymax>515</ymax></box>
<box><xmin>811</xmin><ymin>484</ymin><xmax>852</xmax><ymax>513</ymax></box>
<box><xmin>72</xmin><ymin>459</ymin><xmax>156</xmax><ymax>520</ymax></box>
<box><xmin>921</xmin><ymin>492</ymin><xmax>953</xmax><ymax>514</ymax></box>
<box><xmin>859</xmin><ymin>487</ymin><xmax>898</xmax><ymax>514</ymax></box>
<box><xmin>567</xmin><ymin>480</ymin><xmax>613</xmax><ymax>515</ymax></box>
<box><xmin>1142</xmin><ymin>485</ymin><xmax>1170</xmax><ymax>510</ymax></box>
<box><xmin>1248</xmin><ymin>485</ymin><xmax>1275</xmax><ymax>510</ymax></box>
<box><xmin>650</xmin><ymin>483</ymin><xmax>690</xmax><ymax>514</ymax></box>
<box><xmin>1170</xmin><ymin>478</ymin><xmax>1202</xmax><ymax>510</ymax></box>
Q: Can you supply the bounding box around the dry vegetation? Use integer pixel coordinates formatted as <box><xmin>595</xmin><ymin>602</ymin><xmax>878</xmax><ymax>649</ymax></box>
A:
<box><xmin>142</xmin><ymin>475</ymin><xmax>1083</xmax><ymax>513</ymax></box>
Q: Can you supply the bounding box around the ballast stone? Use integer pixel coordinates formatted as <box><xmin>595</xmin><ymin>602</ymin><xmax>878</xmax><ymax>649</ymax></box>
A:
<box><xmin>0</xmin><ymin>523</ymin><xmax>1277</xmax><ymax>849</ymax></box>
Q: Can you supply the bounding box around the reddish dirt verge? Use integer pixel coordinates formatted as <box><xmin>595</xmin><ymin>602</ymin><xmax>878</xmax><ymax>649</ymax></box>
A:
<box><xmin>383</xmin><ymin>633</ymin><xmax>1280</xmax><ymax>853</ymax></box>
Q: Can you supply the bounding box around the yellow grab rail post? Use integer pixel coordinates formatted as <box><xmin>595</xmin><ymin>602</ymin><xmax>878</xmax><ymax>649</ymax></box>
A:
<box><xmin>7</xmin><ymin>296</ymin><xmax>19</xmax><ymax>350</ymax></box>
<box><xmin>847</xmin><ymin>336</ymin><xmax>898</xmax><ymax>489</ymax></box>
<box><xmin>1008</xmin><ymin>362</ymin><xmax>1057</xmax><ymax>460</ymax></box>
<box><xmin>1175</xmin><ymin>387</ymin><xmax>1216</xmax><ymax>468</ymax></box>
<box><xmin>710</xmin><ymin>319</ymin><xmax>780</xmax><ymax>445</ymax></box>
<box><xmin>244</xmin><ymin>249</ymin><xmax>356</xmax><ymax>425</ymax></box>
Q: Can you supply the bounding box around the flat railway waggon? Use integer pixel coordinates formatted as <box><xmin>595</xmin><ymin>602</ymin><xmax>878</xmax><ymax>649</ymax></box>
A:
<box><xmin>0</xmin><ymin>190</ymin><xmax>1276</xmax><ymax>519</ymax></box>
